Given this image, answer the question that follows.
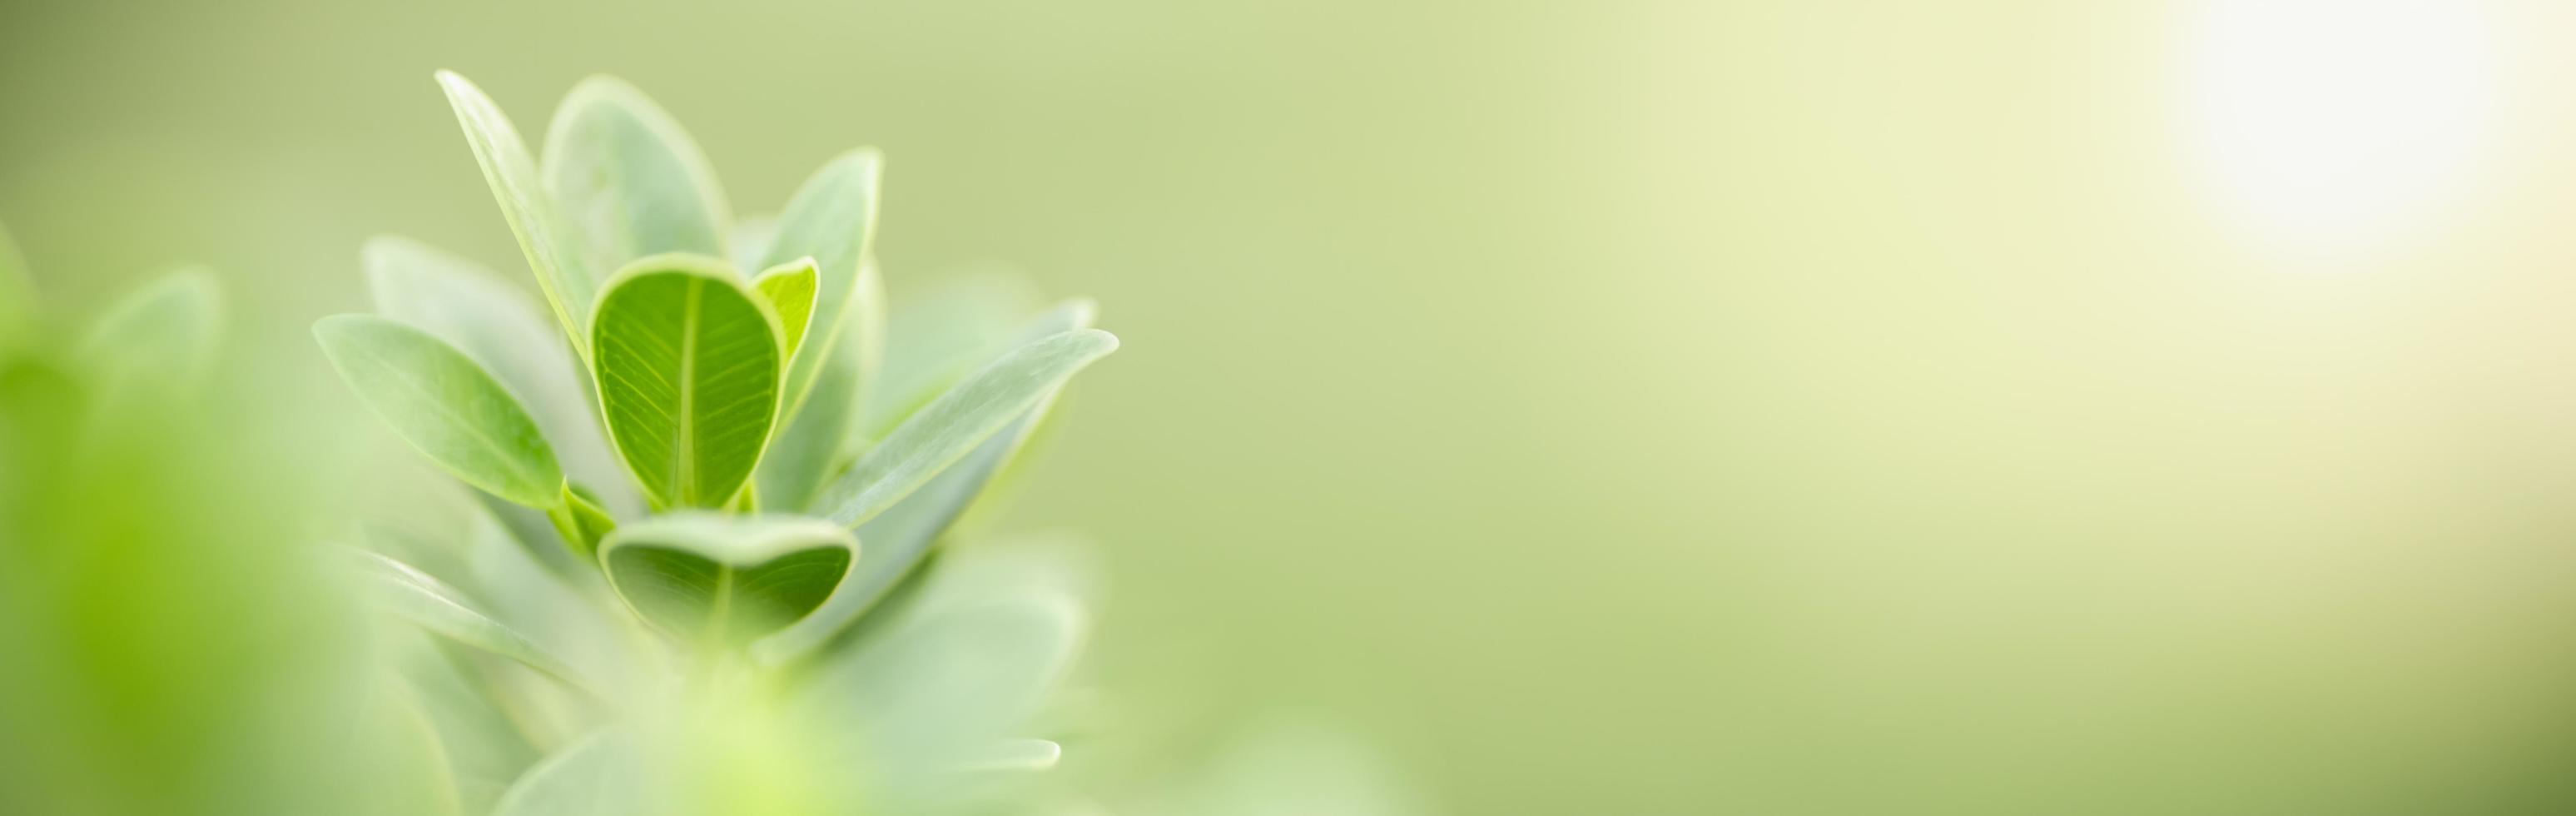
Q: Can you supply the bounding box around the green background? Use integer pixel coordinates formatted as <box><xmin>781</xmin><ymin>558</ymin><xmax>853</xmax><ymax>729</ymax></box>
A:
<box><xmin>11</xmin><ymin>2</ymin><xmax>2576</xmax><ymax>813</ymax></box>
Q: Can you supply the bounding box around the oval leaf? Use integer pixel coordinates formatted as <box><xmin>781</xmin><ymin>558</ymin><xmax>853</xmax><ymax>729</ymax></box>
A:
<box><xmin>490</xmin><ymin>732</ymin><xmax>645</xmax><ymax>816</ymax></box>
<box><xmin>542</xmin><ymin>76</ymin><xmax>732</xmax><ymax>276</ymax></box>
<box><xmin>757</xmin><ymin>150</ymin><xmax>881</xmax><ymax>427</ymax></box>
<box><xmin>591</xmin><ymin>255</ymin><xmax>782</xmax><ymax>509</ymax></box>
<box><xmin>436</xmin><ymin>70</ymin><xmax>598</xmax><ymax>358</ymax></box>
<box><xmin>315</xmin><ymin>314</ymin><xmax>565</xmax><ymax>508</ymax></box>
<box><xmin>365</xmin><ymin>236</ymin><xmax>635</xmax><ymax>516</ymax></box>
<box><xmin>597</xmin><ymin>513</ymin><xmax>857</xmax><ymax>644</ymax></box>
<box><xmin>814</xmin><ymin>328</ymin><xmax>1118</xmax><ymax>528</ymax></box>
<box><xmin>353</xmin><ymin>550</ymin><xmax>599</xmax><ymax>697</ymax></box>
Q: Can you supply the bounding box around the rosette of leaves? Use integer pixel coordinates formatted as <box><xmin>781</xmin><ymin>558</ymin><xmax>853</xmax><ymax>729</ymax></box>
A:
<box><xmin>315</xmin><ymin>73</ymin><xmax>1119</xmax><ymax>816</ymax></box>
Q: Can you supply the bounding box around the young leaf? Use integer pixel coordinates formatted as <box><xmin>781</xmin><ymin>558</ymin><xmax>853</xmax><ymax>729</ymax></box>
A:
<box><xmin>81</xmin><ymin>268</ymin><xmax>224</xmax><ymax>397</ymax></box>
<box><xmin>757</xmin><ymin>150</ymin><xmax>882</xmax><ymax>428</ymax></box>
<box><xmin>763</xmin><ymin>301</ymin><xmax>1094</xmax><ymax>662</ymax></box>
<box><xmin>752</xmin><ymin>257</ymin><xmax>818</xmax><ymax>364</ymax></box>
<box><xmin>813</xmin><ymin>328</ymin><xmax>1118</xmax><ymax>528</ymax></box>
<box><xmin>352</xmin><ymin>550</ymin><xmax>600</xmax><ymax>697</ymax></box>
<box><xmin>596</xmin><ymin>513</ymin><xmax>857</xmax><ymax>644</ymax></box>
<box><xmin>436</xmin><ymin>70</ymin><xmax>598</xmax><ymax>358</ymax></box>
<box><xmin>753</xmin><ymin>316</ymin><xmax>861</xmax><ymax>516</ymax></box>
<box><xmin>542</xmin><ymin>76</ymin><xmax>732</xmax><ymax>276</ymax></box>
<box><xmin>590</xmin><ymin>255</ymin><xmax>783</xmax><ymax>509</ymax></box>
<box><xmin>365</xmin><ymin>236</ymin><xmax>634</xmax><ymax>516</ymax></box>
<box><xmin>0</xmin><ymin>221</ymin><xmax>34</xmax><ymax>348</ymax></box>
<box><xmin>315</xmin><ymin>315</ymin><xmax>565</xmax><ymax>508</ymax></box>
<box><xmin>490</xmin><ymin>732</ymin><xmax>645</xmax><ymax>816</ymax></box>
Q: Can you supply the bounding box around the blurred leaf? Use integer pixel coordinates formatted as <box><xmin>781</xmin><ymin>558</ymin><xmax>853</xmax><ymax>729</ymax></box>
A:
<box><xmin>355</xmin><ymin>550</ymin><xmax>601</xmax><ymax>697</ymax></box>
<box><xmin>771</xmin><ymin>302</ymin><xmax>1095</xmax><ymax>662</ymax></box>
<box><xmin>547</xmin><ymin>483</ymin><xmax>618</xmax><ymax>559</ymax></box>
<box><xmin>315</xmin><ymin>314</ymin><xmax>565</xmax><ymax>508</ymax></box>
<box><xmin>801</xmin><ymin>593</ymin><xmax>1085</xmax><ymax>767</ymax></box>
<box><xmin>861</xmin><ymin>270</ymin><xmax>1043</xmax><ymax>437</ymax></box>
<box><xmin>728</xmin><ymin>216</ymin><xmax>778</xmax><ymax>273</ymax></box>
<box><xmin>542</xmin><ymin>76</ymin><xmax>732</xmax><ymax>276</ymax></box>
<box><xmin>81</xmin><ymin>268</ymin><xmax>223</xmax><ymax>397</ymax></box>
<box><xmin>752</xmin><ymin>258</ymin><xmax>819</xmax><ymax>365</ymax></box>
<box><xmin>598</xmin><ymin>514</ymin><xmax>855</xmax><ymax>644</ymax></box>
<box><xmin>756</xmin><ymin>150</ymin><xmax>881</xmax><ymax>429</ymax></box>
<box><xmin>437</xmin><ymin>70</ymin><xmax>597</xmax><ymax>358</ymax></box>
<box><xmin>490</xmin><ymin>732</ymin><xmax>646</xmax><ymax>816</ymax></box>
<box><xmin>365</xmin><ymin>236</ymin><xmax>636</xmax><ymax>516</ymax></box>
<box><xmin>590</xmin><ymin>255</ymin><xmax>781</xmax><ymax>509</ymax></box>
<box><xmin>355</xmin><ymin>679</ymin><xmax>467</xmax><ymax>816</ymax></box>
<box><xmin>813</xmin><ymin>328</ymin><xmax>1118</xmax><ymax>528</ymax></box>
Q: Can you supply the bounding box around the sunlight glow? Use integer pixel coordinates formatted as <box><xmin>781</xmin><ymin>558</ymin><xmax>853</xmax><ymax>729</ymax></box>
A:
<box><xmin>2181</xmin><ymin>0</ymin><xmax>2495</xmax><ymax>252</ymax></box>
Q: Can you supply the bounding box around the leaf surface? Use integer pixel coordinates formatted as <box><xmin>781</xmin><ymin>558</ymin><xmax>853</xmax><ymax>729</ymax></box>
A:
<box><xmin>315</xmin><ymin>315</ymin><xmax>564</xmax><ymax>508</ymax></box>
<box><xmin>365</xmin><ymin>236</ymin><xmax>633</xmax><ymax>515</ymax></box>
<box><xmin>489</xmin><ymin>732</ymin><xmax>644</xmax><ymax>816</ymax></box>
<box><xmin>542</xmin><ymin>76</ymin><xmax>732</xmax><ymax>276</ymax></box>
<box><xmin>756</xmin><ymin>151</ymin><xmax>881</xmax><ymax>428</ymax></box>
<box><xmin>813</xmin><ymin>328</ymin><xmax>1116</xmax><ymax>528</ymax></box>
<box><xmin>590</xmin><ymin>255</ymin><xmax>782</xmax><ymax>509</ymax></box>
<box><xmin>437</xmin><ymin>70</ymin><xmax>597</xmax><ymax>357</ymax></box>
<box><xmin>354</xmin><ymin>550</ymin><xmax>599</xmax><ymax>696</ymax></box>
<box><xmin>597</xmin><ymin>514</ymin><xmax>856</xmax><ymax>644</ymax></box>
<box><xmin>752</xmin><ymin>258</ymin><xmax>819</xmax><ymax>364</ymax></box>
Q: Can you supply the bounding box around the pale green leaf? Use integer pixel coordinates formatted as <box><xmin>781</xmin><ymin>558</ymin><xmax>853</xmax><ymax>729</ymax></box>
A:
<box><xmin>729</xmin><ymin>216</ymin><xmax>778</xmax><ymax>272</ymax></box>
<box><xmin>800</xmin><ymin>593</ymin><xmax>1085</xmax><ymax>767</ymax></box>
<box><xmin>767</xmin><ymin>302</ymin><xmax>1094</xmax><ymax>662</ymax></box>
<box><xmin>757</xmin><ymin>150</ymin><xmax>881</xmax><ymax>428</ymax></box>
<box><xmin>81</xmin><ymin>269</ymin><xmax>224</xmax><ymax>399</ymax></box>
<box><xmin>590</xmin><ymin>255</ymin><xmax>782</xmax><ymax>509</ymax></box>
<box><xmin>754</xmin><ymin>317</ymin><xmax>859</xmax><ymax>515</ymax></box>
<box><xmin>365</xmin><ymin>236</ymin><xmax>634</xmax><ymax>515</ymax></box>
<box><xmin>861</xmin><ymin>269</ymin><xmax>1044</xmax><ymax>436</ymax></box>
<box><xmin>315</xmin><ymin>314</ymin><xmax>565</xmax><ymax>508</ymax></box>
<box><xmin>814</xmin><ymin>328</ymin><xmax>1117</xmax><ymax>528</ymax></box>
<box><xmin>490</xmin><ymin>732</ymin><xmax>646</xmax><ymax>816</ymax></box>
<box><xmin>597</xmin><ymin>513</ymin><xmax>856</xmax><ymax>644</ymax></box>
<box><xmin>436</xmin><ymin>70</ymin><xmax>597</xmax><ymax>358</ymax></box>
<box><xmin>541</xmin><ymin>76</ymin><xmax>732</xmax><ymax>276</ymax></box>
<box><xmin>353</xmin><ymin>550</ymin><xmax>601</xmax><ymax>697</ymax></box>
<box><xmin>752</xmin><ymin>257</ymin><xmax>818</xmax><ymax>364</ymax></box>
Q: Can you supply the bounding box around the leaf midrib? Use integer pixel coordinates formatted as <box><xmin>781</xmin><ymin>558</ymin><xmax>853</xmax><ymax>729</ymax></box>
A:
<box><xmin>670</xmin><ymin>276</ymin><xmax>702</xmax><ymax>505</ymax></box>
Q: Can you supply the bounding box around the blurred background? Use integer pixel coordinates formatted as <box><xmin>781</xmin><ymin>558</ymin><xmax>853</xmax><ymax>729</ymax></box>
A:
<box><xmin>12</xmin><ymin>0</ymin><xmax>2576</xmax><ymax>813</ymax></box>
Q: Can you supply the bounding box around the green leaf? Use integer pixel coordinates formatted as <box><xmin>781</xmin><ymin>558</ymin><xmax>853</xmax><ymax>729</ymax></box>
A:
<box><xmin>490</xmin><ymin>732</ymin><xmax>645</xmax><ymax>816</ymax></box>
<box><xmin>764</xmin><ymin>302</ymin><xmax>1094</xmax><ymax>662</ymax></box>
<box><xmin>436</xmin><ymin>70</ymin><xmax>597</xmax><ymax>358</ymax></box>
<box><xmin>757</xmin><ymin>150</ymin><xmax>881</xmax><ymax>430</ymax></box>
<box><xmin>596</xmin><ymin>514</ymin><xmax>856</xmax><ymax>644</ymax></box>
<box><xmin>861</xmin><ymin>270</ymin><xmax>1043</xmax><ymax>437</ymax></box>
<box><xmin>546</xmin><ymin>483</ymin><xmax>618</xmax><ymax>558</ymax></box>
<box><xmin>813</xmin><ymin>328</ymin><xmax>1118</xmax><ymax>528</ymax></box>
<box><xmin>353</xmin><ymin>550</ymin><xmax>600</xmax><ymax>697</ymax></box>
<box><xmin>365</xmin><ymin>236</ymin><xmax>633</xmax><ymax>515</ymax></box>
<box><xmin>753</xmin><ymin>315</ymin><xmax>861</xmax><ymax>516</ymax></box>
<box><xmin>542</xmin><ymin>76</ymin><xmax>732</xmax><ymax>277</ymax></box>
<box><xmin>315</xmin><ymin>314</ymin><xmax>565</xmax><ymax>508</ymax></box>
<box><xmin>752</xmin><ymin>257</ymin><xmax>818</xmax><ymax>364</ymax></box>
<box><xmin>800</xmin><ymin>593</ymin><xmax>1085</xmax><ymax>764</ymax></box>
<box><xmin>81</xmin><ymin>268</ymin><xmax>224</xmax><ymax>396</ymax></box>
<box><xmin>0</xmin><ymin>221</ymin><xmax>34</xmax><ymax>348</ymax></box>
<box><xmin>590</xmin><ymin>255</ymin><xmax>783</xmax><ymax>509</ymax></box>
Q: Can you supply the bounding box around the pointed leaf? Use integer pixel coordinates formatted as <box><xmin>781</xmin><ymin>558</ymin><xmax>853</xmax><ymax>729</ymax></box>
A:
<box><xmin>757</xmin><ymin>150</ymin><xmax>881</xmax><ymax>427</ymax></box>
<box><xmin>752</xmin><ymin>258</ymin><xmax>818</xmax><ymax>364</ymax></box>
<box><xmin>82</xmin><ymin>269</ymin><xmax>224</xmax><ymax>396</ymax></box>
<box><xmin>814</xmin><ymin>328</ymin><xmax>1118</xmax><ymax>528</ymax></box>
<box><xmin>861</xmin><ymin>270</ymin><xmax>1043</xmax><ymax>436</ymax></box>
<box><xmin>597</xmin><ymin>513</ymin><xmax>856</xmax><ymax>644</ymax></box>
<box><xmin>591</xmin><ymin>254</ymin><xmax>782</xmax><ymax>509</ymax></box>
<box><xmin>353</xmin><ymin>550</ymin><xmax>601</xmax><ymax>696</ymax></box>
<box><xmin>315</xmin><ymin>315</ymin><xmax>565</xmax><ymax>508</ymax></box>
<box><xmin>764</xmin><ymin>302</ymin><xmax>1094</xmax><ymax>662</ymax></box>
<box><xmin>490</xmin><ymin>732</ymin><xmax>645</xmax><ymax>816</ymax></box>
<box><xmin>542</xmin><ymin>76</ymin><xmax>732</xmax><ymax>276</ymax></box>
<box><xmin>365</xmin><ymin>236</ymin><xmax>634</xmax><ymax>515</ymax></box>
<box><xmin>436</xmin><ymin>70</ymin><xmax>597</xmax><ymax>357</ymax></box>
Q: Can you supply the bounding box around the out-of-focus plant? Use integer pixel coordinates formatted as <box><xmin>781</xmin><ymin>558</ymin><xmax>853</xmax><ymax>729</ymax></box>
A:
<box><xmin>0</xmin><ymin>225</ymin><xmax>350</xmax><ymax>816</ymax></box>
<box><xmin>314</xmin><ymin>72</ymin><xmax>1123</xmax><ymax>815</ymax></box>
